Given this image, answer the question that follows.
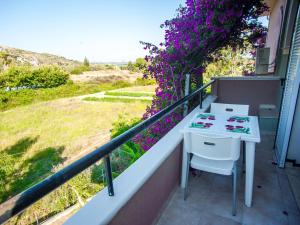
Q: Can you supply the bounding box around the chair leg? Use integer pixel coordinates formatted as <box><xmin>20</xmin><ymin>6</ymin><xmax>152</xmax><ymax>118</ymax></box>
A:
<box><xmin>184</xmin><ymin>153</ymin><xmax>190</xmax><ymax>200</ymax></box>
<box><xmin>232</xmin><ymin>162</ymin><xmax>237</xmax><ymax>216</ymax></box>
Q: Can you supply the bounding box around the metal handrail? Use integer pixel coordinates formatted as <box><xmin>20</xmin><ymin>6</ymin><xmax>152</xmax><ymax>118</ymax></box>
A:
<box><xmin>0</xmin><ymin>79</ymin><xmax>216</xmax><ymax>224</ymax></box>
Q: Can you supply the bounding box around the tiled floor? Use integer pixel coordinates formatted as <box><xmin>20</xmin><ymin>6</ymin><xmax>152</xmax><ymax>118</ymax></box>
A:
<box><xmin>286</xmin><ymin>165</ymin><xmax>300</xmax><ymax>211</ymax></box>
<box><xmin>156</xmin><ymin>135</ymin><xmax>300</xmax><ymax>225</ymax></box>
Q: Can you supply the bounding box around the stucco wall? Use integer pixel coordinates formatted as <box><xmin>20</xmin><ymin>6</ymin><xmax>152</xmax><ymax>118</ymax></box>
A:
<box><xmin>212</xmin><ymin>77</ymin><xmax>281</xmax><ymax>116</ymax></box>
<box><xmin>265</xmin><ymin>0</ymin><xmax>287</xmax><ymax>72</ymax></box>
<box><xmin>108</xmin><ymin>143</ymin><xmax>182</xmax><ymax>225</ymax></box>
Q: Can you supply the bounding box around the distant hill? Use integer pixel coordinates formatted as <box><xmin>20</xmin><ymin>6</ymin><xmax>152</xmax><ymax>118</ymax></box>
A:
<box><xmin>0</xmin><ymin>45</ymin><xmax>81</xmax><ymax>70</ymax></box>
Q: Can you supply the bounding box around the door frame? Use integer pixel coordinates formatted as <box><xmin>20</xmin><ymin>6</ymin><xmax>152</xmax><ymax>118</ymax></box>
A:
<box><xmin>276</xmin><ymin>4</ymin><xmax>300</xmax><ymax>167</ymax></box>
<box><xmin>278</xmin><ymin>70</ymin><xmax>300</xmax><ymax>167</ymax></box>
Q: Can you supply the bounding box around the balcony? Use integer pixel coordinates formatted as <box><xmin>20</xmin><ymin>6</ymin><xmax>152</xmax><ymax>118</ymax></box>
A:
<box><xmin>62</xmin><ymin>76</ymin><xmax>299</xmax><ymax>225</ymax></box>
<box><xmin>1</xmin><ymin>76</ymin><xmax>299</xmax><ymax>225</ymax></box>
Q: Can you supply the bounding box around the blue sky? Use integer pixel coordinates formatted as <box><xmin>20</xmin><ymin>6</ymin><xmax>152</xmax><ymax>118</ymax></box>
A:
<box><xmin>0</xmin><ymin>0</ymin><xmax>184</xmax><ymax>62</ymax></box>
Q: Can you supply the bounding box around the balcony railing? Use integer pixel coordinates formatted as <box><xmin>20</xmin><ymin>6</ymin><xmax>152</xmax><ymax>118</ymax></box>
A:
<box><xmin>0</xmin><ymin>78</ymin><xmax>216</xmax><ymax>224</ymax></box>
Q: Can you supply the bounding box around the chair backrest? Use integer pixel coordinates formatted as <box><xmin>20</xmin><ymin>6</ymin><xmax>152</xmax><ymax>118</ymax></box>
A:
<box><xmin>184</xmin><ymin>133</ymin><xmax>241</xmax><ymax>161</ymax></box>
<box><xmin>210</xmin><ymin>103</ymin><xmax>249</xmax><ymax>116</ymax></box>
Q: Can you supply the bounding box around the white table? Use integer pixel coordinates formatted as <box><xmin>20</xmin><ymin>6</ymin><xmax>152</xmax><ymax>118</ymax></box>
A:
<box><xmin>180</xmin><ymin>112</ymin><xmax>261</xmax><ymax>207</ymax></box>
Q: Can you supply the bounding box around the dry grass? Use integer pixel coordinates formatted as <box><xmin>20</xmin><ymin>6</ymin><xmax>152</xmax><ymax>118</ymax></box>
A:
<box><xmin>0</xmin><ymin>86</ymin><xmax>151</xmax><ymax>223</ymax></box>
<box><xmin>70</xmin><ymin>70</ymin><xmax>143</xmax><ymax>83</ymax></box>
<box><xmin>0</xmin><ymin>97</ymin><xmax>148</xmax><ymax>162</ymax></box>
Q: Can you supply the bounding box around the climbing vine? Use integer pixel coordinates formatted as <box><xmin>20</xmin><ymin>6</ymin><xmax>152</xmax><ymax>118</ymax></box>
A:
<box><xmin>134</xmin><ymin>0</ymin><xmax>268</xmax><ymax>150</ymax></box>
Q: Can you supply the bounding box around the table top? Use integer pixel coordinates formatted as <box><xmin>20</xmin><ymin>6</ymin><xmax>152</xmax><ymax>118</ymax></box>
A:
<box><xmin>181</xmin><ymin>113</ymin><xmax>261</xmax><ymax>143</ymax></box>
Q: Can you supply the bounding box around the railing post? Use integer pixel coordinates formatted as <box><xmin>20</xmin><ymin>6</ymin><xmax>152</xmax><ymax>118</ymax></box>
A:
<box><xmin>104</xmin><ymin>155</ymin><xmax>114</xmax><ymax>196</ymax></box>
<box><xmin>183</xmin><ymin>74</ymin><xmax>190</xmax><ymax>116</ymax></box>
<box><xmin>199</xmin><ymin>75</ymin><xmax>203</xmax><ymax>109</ymax></box>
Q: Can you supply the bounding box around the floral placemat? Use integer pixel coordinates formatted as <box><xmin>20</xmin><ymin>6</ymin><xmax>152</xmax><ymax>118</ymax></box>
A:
<box><xmin>225</xmin><ymin>125</ymin><xmax>250</xmax><ymax>134</ymax></box>
<box><xmin>190</xmin><ymin>122</ymin><xmax>213</xmax><ymax>129</ymax></box>
<box><xmin>197</xmin><ymin>113</ymin><xmax>215</xmax><ymax>120</ymax></box>
<box><xmin>227</xmin><ymin>116</ymin><xmax>250</xmax><ymax>123</ymax></box>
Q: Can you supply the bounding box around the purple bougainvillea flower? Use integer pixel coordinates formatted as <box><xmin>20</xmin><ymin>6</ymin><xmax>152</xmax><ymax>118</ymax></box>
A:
<box><xmin>135</xmin><ymin>0</ymin><xmax>268</xmax><ymax>151</ymax></box>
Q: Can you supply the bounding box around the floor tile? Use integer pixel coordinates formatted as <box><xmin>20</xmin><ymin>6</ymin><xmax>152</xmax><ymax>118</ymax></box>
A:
<box><xmin>197</xmin><ymin>211</ymin><xmax>242</xmax><ymax>225</ymax></box>
<box><xmin>287</xmin><ymin>212</ymin><xmax>300</xmax><ymax>225</ymax></box>
<box><xmin>203</xmin><ymin>191</ymin><xmax>244</xmax><ymax>223</ymax></box>
<box><xmin>155</xmin><ymin>134</ymin><xmax>299</xmax><ymax>225</ymax></box>
<box><xmin>286</xmin><ymin>172</ymin><xmax>300</xmax><ymax>211</ymax></box>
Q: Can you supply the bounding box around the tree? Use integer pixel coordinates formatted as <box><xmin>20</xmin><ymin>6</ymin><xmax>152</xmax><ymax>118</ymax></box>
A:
<box><xmin>83</xmin><ymin>57</ymin><xmax>89</xmax><ymax>67</ymax></box>
<box><xmin>203</xmin><ymin>43</ymin><xmax>256</xmax><ymax>82</ymax></box>
<box><xmin>134</xmin><ymin>58</ymin><xmax>147</xmax><ymax>72</ymax></box>
<box><xmin>134</xmin><ymin>0</ymin><xmax>268</xmax><ymax>151</ymax></box>
<box><xmin>126</xmin><ymin>61</ymin><xmax>135</xmax><ymax>72</ymax></box>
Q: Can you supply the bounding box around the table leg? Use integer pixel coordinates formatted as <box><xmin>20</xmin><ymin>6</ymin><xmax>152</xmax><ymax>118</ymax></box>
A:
<box><xmin>245</xmin><ymin>141</ymin><xmax>256</xmax><ymax>207</ymax></box>
<box><xmin>181</xmin><ymin>137</ymin><xmax>188</xmax><ymax>188</ymax></box>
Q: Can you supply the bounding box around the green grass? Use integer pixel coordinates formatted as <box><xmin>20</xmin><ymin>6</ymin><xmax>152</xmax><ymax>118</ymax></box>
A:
<box><xmin>83</xmin><ymin>96</ymin><xmax>152</xmax><ymax>104</ymax></box>
<box><xmin>0</xmin><ymin>82</ymin><xmax>155</xmax><ymax>223</ymax></box>
<box><xmin>113</xmin><ymin>85</ymin><xmax>156</xmax><ymax>93</ymax></box>
<box><xmin>0</xmin><ymin>96</ymin><xmax>149</xmax><ymax>224</ymax></box>
<box><xmin>0</xmin><ymin>81</ymin><xmax>134</xmax><ymax>111</ymax></box>
<box><xmin>0</xmin><ymin>138</ymin><xmax>64</xmax><ymax>202</ymax></box>
<box><xmin>0</xmin><ymin>98</ymin><xmax>148</xmax><ymax>203</ymax></box>
<box><xmin>105</xmin><ymin>91</ymin><xmax>154</xmax><ymax>97</ymax></box>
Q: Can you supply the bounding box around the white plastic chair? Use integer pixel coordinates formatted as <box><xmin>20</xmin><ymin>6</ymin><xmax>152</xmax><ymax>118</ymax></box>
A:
<box><xmin>210</xmin><ymin>103</ymin><xmax>249</xmax><ymax>115</ymax></box>
<box><xmin>210</xmin><ymin>102</ymin><xmax>249</xmax><ymax>167</ymax></box>
<box><xmin>183</xmin><ymin>133</ymin><xmax>241</xmax><ymax>216</ymax></box>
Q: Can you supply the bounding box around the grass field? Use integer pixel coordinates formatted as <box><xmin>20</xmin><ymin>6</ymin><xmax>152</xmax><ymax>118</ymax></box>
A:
<box><xmin>84</xmin><ymin>96</ymin><xmax>152</xmax><ymax>103</ymax></box>
<box><xmin>0</xmin><ymin>81</ymin><xmax>134</xmax><ymax>111</ymax></box>
<box><xmin>0</xmin><ymin>82</ymin><xmax>156</xmax><ymax>225</ymax></box>
<box><xmin>112</xmin><ymin>85</ymin><xmax>156</xmax><ymax>93</ymax></box>
<box><xmin>0</xmin><ymin>95</ymin><xmax>149</xmax><ymax>202</ymax></box>
<box><xmin>105</xmin><ymin>91</ymin><xmax>154</xmax><ymax>97</ymax></box>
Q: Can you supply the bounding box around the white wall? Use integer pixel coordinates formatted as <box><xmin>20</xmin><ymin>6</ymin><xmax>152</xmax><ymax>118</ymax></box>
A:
<box><xmin>265</xmin><ymin>0</ymin><xmax>287</xmax><ymax>72</ymax></box>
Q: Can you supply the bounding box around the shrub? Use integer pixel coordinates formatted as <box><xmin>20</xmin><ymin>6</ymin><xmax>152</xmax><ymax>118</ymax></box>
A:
<box><xmin>112</xmin><ymin>80</ymin><xmax>132</xmax><ymax>88</ymax></box>
<box><xmin>135</xmin><ymin>77</ymin><xmax>156</xmax><ymax>86</ymax></box>
<box><xmin>124</xmin><ymin>58</ymin><xmax>148</xmax><ymax>73</ymax></box>
<box><xmin>104</xmin><ymin>64</ymin><xmax>116</xmax><ymax>70</ymax></box>
<box><xmin>126</xmin><ymin>61</ymin><xmax>136</xmax><ymax>72</ymax></box>
<box><xmin>70</xmin><ymin>65</ymin><xmax>90</xmax><ymax>74</ymax></box>
<box><xmin>110</xmin><ymin>114</ymin><xmax>144</xmax><ymax>166</ymax></box>
<box><xmin>33</xmin><ymin>66</ymin><xmax>69</xmax><ymax>88</ymax></box>
<box><xmin>0</xmin><ymin>73</ymin><xmax>6</xmax><ymax>86</ymax></box>
<box><xmin>111</xmin><ymin>114</ymin><xmax>141</xmax><ymax>138</ymax></box>
<box><xmin>91</xmin><ymin>115</ymin><xmax>145</xmax><ymax>186</ymax></box>
<box><xmin>0</xmin><ymin>65</ymin><xmax>69</xmax><ymax>88</ymax></box>
<box><xmin>0</xmin><ymin>66</ymin><xmax>33</xmax><ymax>88</ymax></box>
